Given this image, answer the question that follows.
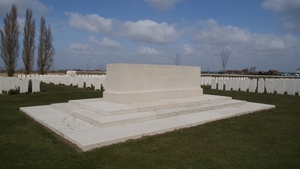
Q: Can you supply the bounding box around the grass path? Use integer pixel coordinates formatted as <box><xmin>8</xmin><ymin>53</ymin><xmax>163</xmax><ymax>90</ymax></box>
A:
<box><xmin>0</xmin><ymin>84</ymin><xmax>299</xmax><ymax>168</ymax></box>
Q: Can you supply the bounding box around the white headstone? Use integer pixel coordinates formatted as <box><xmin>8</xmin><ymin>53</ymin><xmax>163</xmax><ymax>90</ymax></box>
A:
<box><xmin>248</xmin><ymin>79</ymin><xmax>257</xmax><ymax>93</ymax></box>
<box><xmin>296</xmin><ymin>80</ymin><xmax>300</xmax><ymax>96</ymax></box>
<box><xmin>19</xmin><ymin>79</ymin><xmax>29</xmax><ymax>93</ymax></box>
<box><xmin>104</xmin><ymin>64</ymin><xmax>203</xmax><ymax>104</ymax></box>
<box><xmin>93</xmin><ymin>78</ymin><xmax>101</xmax><ymax>90</ymax></box>
<box><xmin>275</xmin><ymin>79</ymin><xmax>285</xmax><ymax>95</ymax></box>
<box><xmin>232</xmin><ymin>79</ymin><xmax>239</xmax><ymax>91</ymax></box>
<box><xmin>285</xmin><ymin>79</ymin><xmax>296</xmax><ymax>95</ymax></box>
<box><xmin>218</xmin><ymin>77</ymin><xmax>224</xmax><ymax>90</ymax></box>
<box><xmin>240</xmin><ymin>79</ymin><xmax>249</xmax><ymax>92</ymax></box>
<box><xmin>31</xmin><ymin>79</ymin><xmax>40</xmax><ymax>93</ymax></box>
<box><xmin>225</xmin><ymin>78</ymin><xmax>231</xmax><ymax>91</ymax></box>
<box><xmin>211</xmin><ymin>78</ymin><xmax>217</xmax><ymax>89</ymax></box>
<box><xmin>77</xmin><ymin>77</ymin><xmax>84</xmax><ymax>88</ymax></box>
<box><xmin>257</xmin><ymin>78</ymin><xmax>265</xmax><ymax>93</ymax></box>
<box><xmin>265</xmin><ymin>79</ymin><xmax>274</xmax><ymax>94</ymax></box>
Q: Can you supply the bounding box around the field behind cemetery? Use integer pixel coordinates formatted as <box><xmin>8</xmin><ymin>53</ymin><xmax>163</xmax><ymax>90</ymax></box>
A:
<box><xmin>0</xmin><ymin>84</ymin><xmax>299</xmax><ymax>168</ymax></box>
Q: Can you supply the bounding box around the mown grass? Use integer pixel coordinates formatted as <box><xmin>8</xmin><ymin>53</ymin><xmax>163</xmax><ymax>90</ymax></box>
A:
<box><xmin>0</xmin><ymin>84</ymin><xmax>299</xmax><ymax>168</ymax></box>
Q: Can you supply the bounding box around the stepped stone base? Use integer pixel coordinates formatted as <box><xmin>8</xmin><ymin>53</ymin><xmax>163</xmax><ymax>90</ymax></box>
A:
<box><xmin>20</xmin><ymin>94</ymin><xmax>275</xmax><ymax>151</ymax></box>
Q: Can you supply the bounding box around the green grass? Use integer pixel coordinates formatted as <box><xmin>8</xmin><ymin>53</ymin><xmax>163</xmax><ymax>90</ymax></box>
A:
<box><xmin>0</xmin><ymin>84</ymin><xmax>299</xmax><ymax>168</ymax></box>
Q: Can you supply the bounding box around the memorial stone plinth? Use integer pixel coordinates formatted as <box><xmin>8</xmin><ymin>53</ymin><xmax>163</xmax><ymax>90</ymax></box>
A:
<box><xmin>104</xmin><ymin>64</ymin><xmax>203</xmax><ymax>104</ymax></box>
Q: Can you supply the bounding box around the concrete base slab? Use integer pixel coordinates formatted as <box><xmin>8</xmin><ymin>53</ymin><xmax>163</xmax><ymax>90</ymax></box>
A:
<box><xmin>20</xmin><ymin>94</ymin><xmax>275</xmax><ymax>152</ymax></box>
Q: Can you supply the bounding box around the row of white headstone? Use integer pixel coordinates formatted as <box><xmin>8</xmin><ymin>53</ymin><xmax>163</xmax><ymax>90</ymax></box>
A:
<box><xmin>201</xmin><ymin>76</ymin><xmax>300</xmax><ymax>96</ymax></box>
<box><xmin>0</xmin><ymin>76</ymin><xmax>40</xmax><ymax>95</ymax></box>
<box><xmin>17</xmin><ymin>74</ymin><xmax>106</xmax><ymax>90</ymax></box>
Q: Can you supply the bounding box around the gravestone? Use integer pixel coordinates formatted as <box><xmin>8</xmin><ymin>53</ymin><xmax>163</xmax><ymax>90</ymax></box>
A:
<box><xmin>77</xmin><ymin>76</ymin><xmax>84</xmax><ymax>88</ymax></box>
<box><xmin>32</xmin><ymin>79</ymin><xmax>40</xmax><ymax>93</ymax></box>
<box><xmin>104</xmin><ymin>64</ymin><xmax>203</xmax><ymax>104</ymax></box>
<box><xmin>265</xmin><ymin>79</ymin><xmax>274</xmax><ymax>94</ymax></box>
<box><xmin>257</xmin><ymin>78</ymin><xmax>265</xmax><ymax>93</ymax></box>
<box><xmin>285</xmin><ymin>79</ymin><xmax>296</xmax><ymax>95</ymax></box>
<box><xmin>19</xmin><ymin>79</ymin><xmax>29</xmax><ymax>93</ymax></box>
<box><xmin>218</xmin><ymin>77</ymin><xmax>224</xmax><ymax>90</ymax></box>
<box><xmin>100</xmin><ymin>76</ymin><xmax>106</xmax><ymax>90</ymax></box>
<box><xmin>240</xmin><ymin>79</ymin><xmax>249</xmax><ymax>92</ymax></box>
<box><xmin>211</xmin><ymin>78</ymin><xmax>217</xmax><ymax>89</ymax></box>
<box><xmin>232</xmin><ymin>78</ymin><xmax>239</xmax><ymax>91</ymax></box>
<box><xmin>296</xmin><ymin>80</ymin><xmax>300</xmax><ymax>96</ymax></box>
<box><xmin>275</xmin><ymin>79</ymin><xmax>285</xmax><ymax>94</ymax></box>
<box><xmin>248</xmin><ymin>79</ymin><xmax>257</xmax><ymax>92</ymax></box>
<box><xmin>225</xmin><ymin>78</ymin><xmax>231</xmax><ymax>91</ymax></box>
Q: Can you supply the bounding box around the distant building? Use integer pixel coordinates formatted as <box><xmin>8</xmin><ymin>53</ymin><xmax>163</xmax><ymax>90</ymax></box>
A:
<box><xmin>296</xmin><ymin>67</ymin><xmax>300</xmax><ymax>74</ymax></box>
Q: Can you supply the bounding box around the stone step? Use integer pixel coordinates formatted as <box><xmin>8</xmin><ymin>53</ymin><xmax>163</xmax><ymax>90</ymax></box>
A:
<box><xmin>153</xmin><ymin>99</ymin><xmax>247</xmax><ymax>119</ymax></box>
<box><xmin>67</xmin><ymin>95</ymin><xmax>232</xmax><ymax>116</ymax></box>
<box><xmin>52</xmin><ymin>98</ymin><xmax>246</xmax><ymax>128</ymax></box>
<box><xmin>52</xmin><ymin>103</ymin><xmax>157</xmax><ymax>127</ymax></box>
<box><xmin>20</xmin><ymin>100</ymin><xmax>275</xmax><ymax>151</ymax></box>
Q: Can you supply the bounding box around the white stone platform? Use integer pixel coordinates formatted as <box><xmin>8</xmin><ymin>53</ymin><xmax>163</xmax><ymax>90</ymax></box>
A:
<box><xmin>20</xmin><ymin>94</ymin><xmax>275</xmax><ymax>152</ymax></box>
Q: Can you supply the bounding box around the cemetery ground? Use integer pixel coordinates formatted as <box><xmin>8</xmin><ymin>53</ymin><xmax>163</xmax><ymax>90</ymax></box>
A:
<box><xmin>0</xmin><ymin>84</ymin><xmax>299</xmax><ymax>168</ymax></box>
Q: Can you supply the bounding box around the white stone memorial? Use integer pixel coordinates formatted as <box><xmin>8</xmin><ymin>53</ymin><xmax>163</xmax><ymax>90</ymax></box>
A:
<box><xmin>104</xmin><ymin>64</ymin><xmax>203</xmax><ymax>104</ymax></box>
<box><xmin>20</xmin><ymin>63</ymin><xmax>275</xmax><ymax>152</ymax></box>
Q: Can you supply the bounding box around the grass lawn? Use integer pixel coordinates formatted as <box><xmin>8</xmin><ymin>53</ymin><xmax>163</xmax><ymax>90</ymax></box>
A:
<box><xmin>0</xmin><ymin>84</ymin><xmax>299</xmax><ymax>168</ymax></box>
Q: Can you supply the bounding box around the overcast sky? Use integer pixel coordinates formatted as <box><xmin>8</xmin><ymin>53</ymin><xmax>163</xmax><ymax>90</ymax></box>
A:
<box><xmin>0</xmin><ymin>0</ymin><xmax>299</xmax><ymax>72</ymax></box>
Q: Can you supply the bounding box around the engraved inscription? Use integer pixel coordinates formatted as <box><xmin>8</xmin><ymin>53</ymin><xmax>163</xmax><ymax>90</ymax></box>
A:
<box><xmin>143</xmin><ymin>71</ymin><xmax>186</xmax><ymax>84</ymax></box>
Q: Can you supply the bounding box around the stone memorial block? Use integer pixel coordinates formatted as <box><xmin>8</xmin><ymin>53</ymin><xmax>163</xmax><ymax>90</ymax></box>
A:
<box><xmin>211</xmin><ymin>78</ymin><xmax>217</xmax><ymax>89</ymax></box>
<box><xmin>285</xmin><ymin>79</ymin><xmax>296</xmax><ymax>95</ymax></box>
<box><xmin>218</xmin><ymin>78</ymin><xmax>224</xmax><ymax>90</ymax></box>
<box><xmin>104</xmin><ymin>64</ymin><xmax>203</xmax><ymax>104</ymax></box>
<box><xmin>265</xmin><ymin>79</ymin><xmax>274</xmax><ymax>94</ymax></box>
<box><xmin>257</xmin><ymin>78</ymin><xmax>265</xmax><ymax>93</ymax></box>
<box><xmin>274</xmin><ymin>79</ymin><xmax>285</xmax><ymax>94</ymax></box>
<box><xmin>32</xmin><ymin>79</ymin><xmax>40</xmax><ymax>93</ymax></box>
<box><xmin>248</xmin><ymin>79</ymin><xmax>257</xmax><ymax>92</ymax></box>
<box><xmin>225</xmin><ymin>78</ymin><xmax>231</xmax><ymax>91</ymax></box>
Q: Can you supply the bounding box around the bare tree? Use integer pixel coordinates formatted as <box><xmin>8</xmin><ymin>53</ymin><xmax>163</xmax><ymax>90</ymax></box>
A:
<box><xmin>37</xmin><ymin>16</ymin><xmax>55</xmax><ymax>75</ymax></box>
<box><xmin>173</xmin><ymin>53</ymin><xmax>183</xmax><ymax>65</ymax></box>
<box><xmin>0</xmin><ymin>4</ymin><xmax>19</xmax><ymax>77</ymax></box>
<box><xmin>220</xmin><ymin>47</ymin><xmax>230</xmax><ymax>73</ymax></box>
<box><xmin>22</xmin><ymin>8</ymin><xmax>35</xmax><ymax>75</ymax></box>
<box><xmin>250</xmin><ymin>66</ymin><xmax>256</xmax><ymax>74</ymax></box>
